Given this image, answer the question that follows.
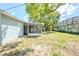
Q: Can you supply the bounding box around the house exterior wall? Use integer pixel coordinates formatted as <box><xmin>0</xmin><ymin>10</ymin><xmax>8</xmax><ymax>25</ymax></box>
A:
<box><xmin>59</xmin><ymin>16</ymin><xmax>79</xmax><ymax>33</ymax></box>
<box><xmin>1</xmin><ymin>14</ymin><xmax>24</xmax><ymax>44</ymax></box>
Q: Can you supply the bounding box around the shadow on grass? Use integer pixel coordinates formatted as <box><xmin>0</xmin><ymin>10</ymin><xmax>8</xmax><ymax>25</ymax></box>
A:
<box><xmin>20</xmin><ymin>35</ymin><xmax>39</xmax><ymax>39</ymax></box>
<box><xmin>26</xmin><ymin>36</ymin><xmax>39</xmax><ymax>38</ymax></box>
<box><xmin>55</xmin><ymin>30</ymin><xmax>79</xmax><ymax>35</ymax></box>
<box><xmin>42</xmin><ymin>31</ymin><xmax>55</xmax><ymax>35</ymax></box>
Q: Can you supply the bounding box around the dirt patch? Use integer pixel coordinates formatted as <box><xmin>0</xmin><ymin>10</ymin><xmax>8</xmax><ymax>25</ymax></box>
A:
<box><xmin>60</xmin><ymin>42</ymin><xmax>79</xmax><ymax>56</ymax></box>
<box><xmin>27</xmin><ymin>43</ymin><xmax>52</xmax><ymax>56</ymax></box>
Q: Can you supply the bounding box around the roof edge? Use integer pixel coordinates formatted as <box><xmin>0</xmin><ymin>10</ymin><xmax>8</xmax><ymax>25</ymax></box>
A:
<box><xmin>0</xmin><ymin>9</ymin><xmax>25</xmax><ymax>23</ymax></box>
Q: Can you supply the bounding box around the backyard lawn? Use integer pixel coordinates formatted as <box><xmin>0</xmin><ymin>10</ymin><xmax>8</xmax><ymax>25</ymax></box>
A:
<box><xmin>0</xmin><ymin>31</ymin><xmax>79</xmax><ymax>56</ymax></box>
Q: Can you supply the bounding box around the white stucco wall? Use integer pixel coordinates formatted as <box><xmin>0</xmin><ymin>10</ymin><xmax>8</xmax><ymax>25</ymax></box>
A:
<box><xmin>1</xmin><ymin>14</ymin><xmax>24</xmax><ymax>44</ymax></box>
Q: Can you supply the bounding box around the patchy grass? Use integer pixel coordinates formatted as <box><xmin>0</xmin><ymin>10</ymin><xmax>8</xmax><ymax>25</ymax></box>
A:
<box><xmin>0</xmin><ymin>31</ymin><xmax>79</xmax><ymax>56</ymax></box>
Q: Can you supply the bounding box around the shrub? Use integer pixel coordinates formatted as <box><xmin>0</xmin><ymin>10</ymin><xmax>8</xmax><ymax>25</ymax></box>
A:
<box><xmin>3</xmin><ymin>42</ymin><xmax>22</xmax><ymax>49</ymax></box>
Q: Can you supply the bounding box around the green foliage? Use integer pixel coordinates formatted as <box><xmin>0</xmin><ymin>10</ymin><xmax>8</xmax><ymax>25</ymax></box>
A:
<box><xmin>25</xmin><ymin>3</ymin><xmax>64</xmax><ymax>31</ymax></box>
<box><xmin>50</xmin><ymin>51</ymin><xmax>64</xmax><ymax>56</ymax></box>
<box><xmin>26</xmin><ymin>48</ymin><xmax>33</xmax><ymax>52</ymax></box>
<box><xmin>3</xmin><ymin>42</ymin><xmax>22</xmax><ymax>49</ymax></box>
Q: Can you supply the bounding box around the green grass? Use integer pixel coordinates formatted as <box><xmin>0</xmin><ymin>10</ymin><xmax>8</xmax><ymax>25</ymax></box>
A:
<box><xmin>1</xmin><ymin>31</ymin><xmax>79</xmax><ymax>56</ymax></box>
<box><xmin>50</xmin><ymin>51</ymin><xmax>64</xmax><ymax>56</ymax></box>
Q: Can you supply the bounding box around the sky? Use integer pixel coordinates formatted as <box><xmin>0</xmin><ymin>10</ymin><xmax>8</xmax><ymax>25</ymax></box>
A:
<box><xmin>0</xmin><ymin>3</ymin><xmax>29</xmax><ymax>22</ymax></box>
<box><xmin>0</xmin><ymin>3</ymin><xmax>79</xmax><ymax>22</ymax></box>
<box><xmin>57</xmin><ymin>3</ymin><xmax>79</xmax><ymax>22</ymax></box>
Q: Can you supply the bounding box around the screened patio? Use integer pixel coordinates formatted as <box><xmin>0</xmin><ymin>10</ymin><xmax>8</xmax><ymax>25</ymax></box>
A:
<box><xmin>24</xmin><ymin>22</ymin><xmax>43</xmax><ymax>36</ymax></box>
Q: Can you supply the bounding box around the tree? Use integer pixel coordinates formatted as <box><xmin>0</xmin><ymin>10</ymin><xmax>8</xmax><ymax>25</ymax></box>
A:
<box><xmin>25</xmin><ymin>3</ymin><xmax>64</xmax><ymax>31</ymax></box>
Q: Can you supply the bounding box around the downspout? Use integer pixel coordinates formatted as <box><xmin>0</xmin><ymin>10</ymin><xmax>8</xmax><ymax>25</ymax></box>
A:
<box><xmin>41</xmin><ymin>23</ymin><xmax>44</xmax><ymax>33</ymax></box>
<box><xmin>41</xmin><ymin>24</ymin><xmax>43</xmax><ymax>33</ymax></box>
<box><xmin>27</xmin><ymin>24</ymin><xmax>29</xmax><ymax>35</ymax></box>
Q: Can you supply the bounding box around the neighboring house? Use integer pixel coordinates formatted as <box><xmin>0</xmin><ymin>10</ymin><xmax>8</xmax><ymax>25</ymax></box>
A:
<box><xmin>58</xmin><ymin>16</ymin><xmax>79</xmax><ymax>33</ymax></box>
<box><xmin>0</xmin><ymin>9</ymin><xmax>43</xmax><ymax>45</ymax></box>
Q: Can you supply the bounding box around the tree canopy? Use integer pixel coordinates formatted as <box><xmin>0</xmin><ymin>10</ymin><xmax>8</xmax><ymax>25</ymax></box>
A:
<box><xmin>25</xmin><ymin>3</ymin><xmax>64</xmax><ymax>31</ymax></box>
